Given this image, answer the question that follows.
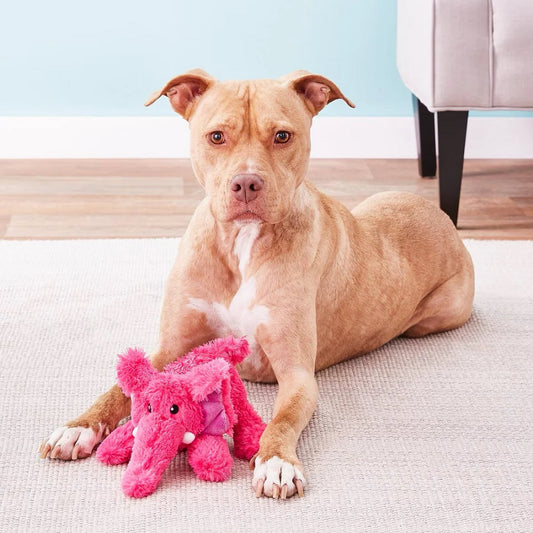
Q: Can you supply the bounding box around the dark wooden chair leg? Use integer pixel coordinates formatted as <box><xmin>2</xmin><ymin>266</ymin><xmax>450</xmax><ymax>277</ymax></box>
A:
<box><xmin>412</xmin><ymin>94</ymin><xmax>436</xmax><ymax>177</ymax></box>
<box><xmin>436</xmin><ymin>110</ymin><xmax>469</xmax><ymax>226</ymax></box>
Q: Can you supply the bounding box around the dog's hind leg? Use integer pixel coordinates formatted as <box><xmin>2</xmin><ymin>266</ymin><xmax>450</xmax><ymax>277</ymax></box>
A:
<box><xmin>403</xmin><ymin>268</ymin><xmax>474</xmax><ymax>338</ymax></box>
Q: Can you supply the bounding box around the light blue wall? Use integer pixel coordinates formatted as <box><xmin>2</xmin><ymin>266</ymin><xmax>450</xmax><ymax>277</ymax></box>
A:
<box><xmin>1</xmin><ymin>0</ymin><xmax>531</xmax><ymax>117</ymax></box>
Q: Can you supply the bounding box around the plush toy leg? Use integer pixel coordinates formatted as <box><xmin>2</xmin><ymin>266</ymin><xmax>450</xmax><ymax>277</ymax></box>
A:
<box><xmin>187</xmin><ymin>434</ymin><xmax>233</xmax><ymax>482</ymax></box>
<box><xmin>232</xmin><ymin>402</ymin><xmax>266</xmax><ymax>461</ymax></box>
<box><xmin>96</xmin><ymin>420</ymin><xmax>135</xmax><ymax>465</ymax></box>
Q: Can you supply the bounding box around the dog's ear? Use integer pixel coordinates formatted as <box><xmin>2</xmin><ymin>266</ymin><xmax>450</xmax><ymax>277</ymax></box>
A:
<box><xmin>281</xmin><ymin>70</ymin><xmax>355</xmax><ymax>116</ymax></box>
<box><xmin>144</xmin><ymin>69</ymin><xmax>216</xmax><ymax>120</ymax></box>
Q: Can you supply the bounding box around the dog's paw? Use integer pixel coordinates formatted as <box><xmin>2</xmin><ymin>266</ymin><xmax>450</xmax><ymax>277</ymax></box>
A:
<box><xmin>39</xmin><ymin>423</ymin><xmax>108</xmax><ymax>460</ymax></box>
<box><xmin>252</xmin><ymin>456</ymin><xmax>306</xmax><ymax>499</ymax></box>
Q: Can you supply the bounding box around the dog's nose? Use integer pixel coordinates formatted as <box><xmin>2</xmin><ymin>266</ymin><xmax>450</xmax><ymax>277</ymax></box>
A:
<box><xmin>230</xmin><ymin>174</ymin><xmax>264</xmax><ymax>203</ymax></box>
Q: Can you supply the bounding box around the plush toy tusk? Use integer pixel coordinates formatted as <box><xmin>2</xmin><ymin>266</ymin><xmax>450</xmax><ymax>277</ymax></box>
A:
<box><xmin>182</xmin><ymin>432</ymin><xmax>195</xmax><ymax>444</ymax></box>
<box><xmin>132</xmin><ymin>426</ymin><xmax>138</xmax><ymax>438</ymax></box>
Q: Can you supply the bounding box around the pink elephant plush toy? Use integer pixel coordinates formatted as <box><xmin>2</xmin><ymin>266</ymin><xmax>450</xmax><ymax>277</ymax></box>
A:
<box><xmin>96</xmin><ymin>336</ymin><xmax>266</xmax><ymax>498</ymax></box>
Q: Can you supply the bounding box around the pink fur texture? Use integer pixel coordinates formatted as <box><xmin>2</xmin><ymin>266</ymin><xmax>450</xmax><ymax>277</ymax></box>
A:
<box><xmin>96</xmin><ymin>336</ymin><xmax>266</xmax><ymax>498</ymax></box>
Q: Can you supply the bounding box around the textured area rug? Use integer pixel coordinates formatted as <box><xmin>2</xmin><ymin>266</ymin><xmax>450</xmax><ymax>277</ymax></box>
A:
<box><xmin>1</xmin><ymin>238</ymin><xmax>532</xmax><ymax>532</ymax></box>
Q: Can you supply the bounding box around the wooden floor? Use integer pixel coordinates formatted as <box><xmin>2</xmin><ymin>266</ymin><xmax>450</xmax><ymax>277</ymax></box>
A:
<box><xmin>1</xmin><ymin>159</ymin><xmax>532</xmax><ymax>239</ymax></box>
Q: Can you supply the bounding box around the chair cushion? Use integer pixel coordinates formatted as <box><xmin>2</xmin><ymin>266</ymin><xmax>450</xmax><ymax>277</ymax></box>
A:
<box><xmin>492</xmin><ymin>0</ymin><xmax>533</xmax><ymax>107</ymax></box>
<box><xmin>397</xmin><ymin>0</ymin><xmax>533</xmax><ymax>111</ymax></box>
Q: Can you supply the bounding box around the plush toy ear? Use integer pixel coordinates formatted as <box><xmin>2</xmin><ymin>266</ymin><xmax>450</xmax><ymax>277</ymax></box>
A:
<box><xmin>116</xmin><ymin>348</ymin><xmax>157</xmax><ymax>397</ymax></box>
<box><xmin>144</xmin><ymin>68</ymin><xmax>216</xmax><ymax>120</ymax></box>
<box><xmin>185</xmin><ymin>359</ymin><xmax>231</xmax><ymax>403</ymax></box>
<box><xmin>281</xmin><ymin>70</ymin><xmax>355</xmax><ymax>116</ymax></box>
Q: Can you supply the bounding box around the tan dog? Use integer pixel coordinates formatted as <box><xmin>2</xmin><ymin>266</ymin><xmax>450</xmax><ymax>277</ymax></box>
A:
<box><xmin>40</xmin><ymin>69</ymin><xmax>474</xmax><ymax>499</ymax></box>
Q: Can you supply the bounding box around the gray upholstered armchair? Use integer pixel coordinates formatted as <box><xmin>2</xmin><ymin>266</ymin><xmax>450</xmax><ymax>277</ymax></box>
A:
<box><xmin>397</xmin><ymin>0</ymin><xmax>533</xmax><ymax>225</ymax></box>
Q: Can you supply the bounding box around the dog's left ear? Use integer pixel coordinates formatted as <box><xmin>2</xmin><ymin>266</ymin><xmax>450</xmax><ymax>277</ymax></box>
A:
<box><xmin>281</xmin><ymin>71</ymin><xmax>355</xmax><ymax>116</ymax></box>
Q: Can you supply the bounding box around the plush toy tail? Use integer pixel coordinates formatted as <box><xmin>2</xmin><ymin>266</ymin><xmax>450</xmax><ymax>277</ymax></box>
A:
<box><xmin>209</xmin><ymin>336</ymin><xmax>250</xmax><ymax>365</ymax></box>
<box><xmin>165</xmin><ymin>336</ymin><xmax>251</xmax><ymax>375</ymax></box>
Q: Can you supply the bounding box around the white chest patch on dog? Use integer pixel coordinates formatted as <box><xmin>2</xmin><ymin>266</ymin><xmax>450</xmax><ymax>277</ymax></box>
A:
<box><xmin>188</xmin><ymin>223</ymin><xmax>269</xmax><ymax>366</ymax></box>
<box><xmin>189</xmin><ymin>278</ymin><xmax>269</xmax><ymax>342</ymax></box>
<box><xmin>233</xmin><ymin>222</ymin><xmax>260</xmax><ymax>277</ymax></box>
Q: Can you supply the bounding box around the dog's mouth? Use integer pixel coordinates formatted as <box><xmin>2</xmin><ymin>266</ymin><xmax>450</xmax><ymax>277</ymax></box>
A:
<box><xmin>231</xmin><ymin>209</ymin><xmax>264</xmax><ymax>223</ymax></box>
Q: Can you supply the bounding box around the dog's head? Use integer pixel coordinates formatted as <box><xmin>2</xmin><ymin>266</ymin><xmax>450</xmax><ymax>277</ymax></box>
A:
<box><xmin>146</xmin><ymin>69</ymin><xmax>354</xmax><ymax>224</ymax></box>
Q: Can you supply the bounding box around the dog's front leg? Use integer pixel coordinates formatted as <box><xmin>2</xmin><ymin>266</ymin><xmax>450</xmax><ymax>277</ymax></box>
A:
<box><xmin>251</xmin><ymin>311</ymin><xmax>318</xmax><ymax>499</ymax></box>
<box><xmin>39</xmin><ymin>384</ymin><xmax>130</xmax><ymax>460</ymax></box>
<box><xmin>252</xmin><ymin>369</ymin><xmax>318</xmax><ymax>499</ymax></box>
<box><xmin>40</xmin><ymin>305</ymin><xmax>213</xmax><ymax>461</ymax></box>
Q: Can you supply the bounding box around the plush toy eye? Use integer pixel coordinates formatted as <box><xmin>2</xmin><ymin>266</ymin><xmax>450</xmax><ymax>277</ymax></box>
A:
<box><xmin>209</xmin><ymin>131</ymin><xmax>225</xmax><ymax>145</ymax></box>
<box><xmin>147</xmin><ymin>403</ymin><xmax>152</xmax><ymax>413</ymax></box>
<box><xmin>274</xmin><ymin>131</ymin><xmax>291</xmax><ymax>144</ymax></box>
<box><xmin>170</xmin><ymin>404</ymin><xmax>179</xmax><ymax>414</ymax></box>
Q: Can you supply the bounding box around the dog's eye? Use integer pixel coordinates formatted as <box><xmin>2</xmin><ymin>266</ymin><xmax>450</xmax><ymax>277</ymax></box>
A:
<box><xmin>147</xmin><ymin>403</ymin><xmax>152</xmax><ymax>413</ymax></box>
<box><xmin>170</xmin><ymin>404</ymin><xmax>179</xmax><ymax>415</ymax></box>
<box><xmin>274</xmin><ymin>131</ymin><xmax>291</xmax><ymax>144</ymax></box>
<box><xmin>209</xmin><ymin>131</ymin><xmax>225</xmax><ymax>145</ymax></box>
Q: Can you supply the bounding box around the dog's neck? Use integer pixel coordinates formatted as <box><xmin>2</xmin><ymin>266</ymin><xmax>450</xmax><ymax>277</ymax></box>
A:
<box><xmin>209</xmin><ymin>181</ymin><xmax>314</xmax><ymax>281</ymax></box>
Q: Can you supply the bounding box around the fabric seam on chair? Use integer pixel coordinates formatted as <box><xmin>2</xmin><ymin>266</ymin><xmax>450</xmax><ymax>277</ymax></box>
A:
<box><xmin>431</xmin><ymin>0</ymin><xmax>436</xmax><ymax>108</ymax></box>
<box><xmin>488</xmin><ymin>0</ymin><xmax>494</xmax><ymax>107</ymax></box>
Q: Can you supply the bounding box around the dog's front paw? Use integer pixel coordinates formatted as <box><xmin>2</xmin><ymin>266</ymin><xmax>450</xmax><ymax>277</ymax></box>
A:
<box><xmin>39</xmin><ymin>423</ymin><xmax>108</xmax><ymax>460</ymax></box>
<box><xmin>252</xmin><ymin>455</ymin><xmax>306</xmax><ymax>499</ymax></box>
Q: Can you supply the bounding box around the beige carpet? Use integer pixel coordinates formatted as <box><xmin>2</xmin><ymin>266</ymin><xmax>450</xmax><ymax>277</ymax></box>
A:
<box><xmin>1</xmin><ymin>238</ymin><xmax>532</xmax><ymax>532</ymax></box>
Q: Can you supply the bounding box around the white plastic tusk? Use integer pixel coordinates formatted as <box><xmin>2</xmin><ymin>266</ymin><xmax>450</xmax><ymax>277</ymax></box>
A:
<box><xmin>182</xmin><ymin>432</ymin><xmax>195</xmax><ymax>444</ymax></box>
<box><xmin>132</xmin><ymin>426</ymin><xmax>138</xmax><ymax>438</ymax></box>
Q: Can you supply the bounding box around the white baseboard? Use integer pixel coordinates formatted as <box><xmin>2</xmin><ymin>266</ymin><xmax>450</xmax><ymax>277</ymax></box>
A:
<box><xmin>0</xmin><ymin>116</ymin><xmax>532</xmax><ymax>159</ymax></box>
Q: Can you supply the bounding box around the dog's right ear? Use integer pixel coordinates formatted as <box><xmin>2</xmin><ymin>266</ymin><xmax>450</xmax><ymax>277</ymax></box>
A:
<box><xmin>144</xmin><ymin>69</ymin><xmax>216</xmax><ymax>120</ymax></box>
